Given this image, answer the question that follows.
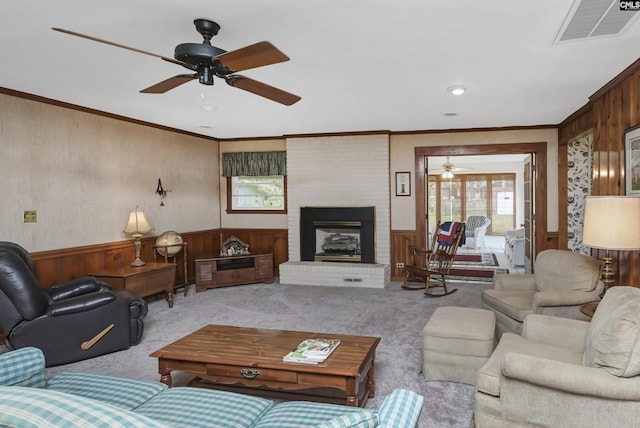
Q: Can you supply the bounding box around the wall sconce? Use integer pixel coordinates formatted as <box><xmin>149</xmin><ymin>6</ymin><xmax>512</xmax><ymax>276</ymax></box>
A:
<box><xmin>155</xmin><ymin>178</ymin><xmax>171</xmax><ymax>206</ymax></box>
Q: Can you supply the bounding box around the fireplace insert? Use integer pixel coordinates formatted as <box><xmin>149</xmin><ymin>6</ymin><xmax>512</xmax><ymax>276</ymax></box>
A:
<box><xmin>300</xmin><ymin>207</ymin><xmax>375</xmax><ymax>264</ymax></box>
<box><xmin>314</xmin><ymin>221</ymin><xmax>361</xmax><ymax>262</ymax></box>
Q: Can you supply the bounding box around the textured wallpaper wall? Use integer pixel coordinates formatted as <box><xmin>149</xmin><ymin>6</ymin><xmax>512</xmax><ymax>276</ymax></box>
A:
<box><xmin>0</xmin><ymin>93</ymin><xmax>220</xmax><ymax>252</ymax></box>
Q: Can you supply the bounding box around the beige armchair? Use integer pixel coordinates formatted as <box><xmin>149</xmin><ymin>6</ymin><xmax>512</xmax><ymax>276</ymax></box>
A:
<box><xmin>481</xmin><ymin>249</ymin><xmax>604</xmax><ymax>338</ymax></box>
<box><xmin>474</xmin><ymin>286</ymin><xmax>640</xmax><ymax>427</ymax></box>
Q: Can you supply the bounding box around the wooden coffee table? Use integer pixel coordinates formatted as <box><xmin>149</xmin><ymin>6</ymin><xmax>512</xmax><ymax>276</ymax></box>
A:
<box><xmin>149</xmin><ymin>324</ymin><xmax>380</xmax><ymax>407</ymax></box>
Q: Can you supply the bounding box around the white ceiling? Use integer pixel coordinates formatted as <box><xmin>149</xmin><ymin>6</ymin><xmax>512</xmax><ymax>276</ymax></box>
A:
<box><xmin>2</xmin><ymin>1</ymin><xmax>639</xmax><ymax>139</ymax></box>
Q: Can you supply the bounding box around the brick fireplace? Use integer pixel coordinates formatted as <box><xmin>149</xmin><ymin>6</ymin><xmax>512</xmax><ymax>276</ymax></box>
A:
<box><xmin>279</xmin><ymin>135</ymin><xmax>391</xmax><ymax>288</ymax></box>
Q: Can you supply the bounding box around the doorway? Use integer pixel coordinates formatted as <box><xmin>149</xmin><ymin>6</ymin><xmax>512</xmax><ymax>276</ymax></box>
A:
<box><xmin>415</xmin><ymin>143</ymin><xmax>547</xmax><ymax>272</ymax></box>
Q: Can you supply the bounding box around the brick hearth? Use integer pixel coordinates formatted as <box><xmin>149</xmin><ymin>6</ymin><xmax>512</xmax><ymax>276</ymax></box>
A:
<box><xmin>279</xmin><ymin>261</ymin><xmax>390</xmax><ymax>289</ymax></box>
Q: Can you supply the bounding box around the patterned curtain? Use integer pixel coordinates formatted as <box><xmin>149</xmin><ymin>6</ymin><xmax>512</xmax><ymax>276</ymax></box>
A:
<box><xmin>222</xmin><ymin>151</ymin><xmax>287</xmax><ymax>177</ymax></box>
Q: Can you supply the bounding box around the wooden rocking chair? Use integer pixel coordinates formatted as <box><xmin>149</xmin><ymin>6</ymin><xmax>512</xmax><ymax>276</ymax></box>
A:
<box><xmin>401</xmin><ymin>221</ymin><xmax>466</xmax><ymax>297</ymax></box>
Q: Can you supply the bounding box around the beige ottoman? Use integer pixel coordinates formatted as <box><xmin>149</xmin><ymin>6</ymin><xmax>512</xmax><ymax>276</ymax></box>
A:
<box><xmin>422</xmin><ymin>306</ymin><xmax>496</xmax><ymax>385</ymax></box>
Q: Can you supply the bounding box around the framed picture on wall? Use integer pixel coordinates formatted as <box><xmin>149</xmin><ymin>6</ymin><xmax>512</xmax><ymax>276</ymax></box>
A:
<box><xmin>624</xmin><ymin>124</ymin><xmax>640</xmax><ymax>195</ymax></box>
<box><xmin>395</xmin><ymin>172</ymin><xmax>411</xmax><ymax>196</ymax></box>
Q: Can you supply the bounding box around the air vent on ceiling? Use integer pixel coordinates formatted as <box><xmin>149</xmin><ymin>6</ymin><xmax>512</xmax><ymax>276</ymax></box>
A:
<box><xmin>555</xmin><ymin>0</ymin><xmax>638</xmax><ymax>42</ymax></box>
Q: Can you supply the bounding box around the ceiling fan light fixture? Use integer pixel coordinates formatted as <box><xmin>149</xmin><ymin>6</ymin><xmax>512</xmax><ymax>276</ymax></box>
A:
<box><xmin>198</xmin><ymin>65</ymin><xmax>213</xmax><ymax>85</ymax></box>
<box><xmin>447</xmin><ymin>85</ymin><xmax>467</xmax><ymax>96</ymax></box>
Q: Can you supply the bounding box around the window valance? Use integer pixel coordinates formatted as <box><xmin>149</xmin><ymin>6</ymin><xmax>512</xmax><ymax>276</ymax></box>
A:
<box><xmin>222</xmin><ymin>151</ymin><xmax>287</xmax><ymax>177</ymax></box>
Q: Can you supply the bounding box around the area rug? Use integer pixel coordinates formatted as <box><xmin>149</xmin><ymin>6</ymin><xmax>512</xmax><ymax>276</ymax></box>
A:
<box><xmin>448</xmin><ymin>267</ymin><xmax>509</xmax><ymax>282</ymax></box>
<box><xmin>452</xmin><ymin>253</ymin><xmax>498</xmax><ymax>267</ymax></box>
<box><xmin>449</xmin><ymin>253</ymin><xmax>503</xmax><ymax>282</ymax></box>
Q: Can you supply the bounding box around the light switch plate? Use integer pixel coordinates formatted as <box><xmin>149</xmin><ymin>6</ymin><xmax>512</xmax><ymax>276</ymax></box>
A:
<box><xmin>23</xmin><ymin>211</ymin><xmax>37</xmax><ymax>223</ymax></box>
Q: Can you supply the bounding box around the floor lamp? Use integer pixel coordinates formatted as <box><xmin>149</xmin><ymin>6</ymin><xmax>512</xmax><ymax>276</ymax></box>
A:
<box><xmin>582</xmin><ymin>196</ymin><xmax>640</xmax><ymax>292</ymax></box>
<box><xmin>123</xmin><ymin>207</ymin><xmax>154</xmax><ymax>267</ymax></box>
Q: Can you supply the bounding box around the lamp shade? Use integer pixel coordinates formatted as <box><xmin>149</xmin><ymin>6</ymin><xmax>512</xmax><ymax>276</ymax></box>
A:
<box><xmin>582</xmin><ymin>196</ymin><xmax>640</xmax><ymax>250</ymax></box>
<box><xmin>123</xmin><ymin>208</ymin><xmax>154</xmax><ymax>237</ymax></box>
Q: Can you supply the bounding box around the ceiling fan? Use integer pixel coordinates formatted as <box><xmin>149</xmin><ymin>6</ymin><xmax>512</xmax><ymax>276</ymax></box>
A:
<box><xmin>432</xmin><ymin>156</ymin><xmax>472</xmax><ymax>178</ymax></box>
<box><xmin>52</xmin><ymin>19</ymin><xmax>301</xmax><ymax>106</ymax></box>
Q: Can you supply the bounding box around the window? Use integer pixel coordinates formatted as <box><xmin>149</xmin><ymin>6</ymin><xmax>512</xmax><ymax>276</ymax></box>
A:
<box><xmin>227</xmin><ymin>175</ymin><xmax>287</xmax><ymax>214</ymax></box>
<box><xmin>222</xmin><ymin>151</ymin><xmax>287</xmax><ymax>214</ymax></box>
<box><xmin>427</xmin><ymin>173</ymin><xmax>515</xmax><ymax>235</ymax></box>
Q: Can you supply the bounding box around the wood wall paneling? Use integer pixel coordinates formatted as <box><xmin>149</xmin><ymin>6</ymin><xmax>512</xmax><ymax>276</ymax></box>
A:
<box><xmin>28</xmin><ymin>229</ymin><xmax>288</xmax><ymax>289</ymax></box>
<box><xmin>558</xmin><ymin>58</ymin><xmax>640</xmax><ymax>287</ymax></box>
<box><xmin>219</xmin><ymin>229</ymin><xmax>288</xmax><ymax>276</ymax></box>
<box><xmin>391</xmin><ymin>230</ymin><xmax>418</xmax><ymax>282</ymax></box>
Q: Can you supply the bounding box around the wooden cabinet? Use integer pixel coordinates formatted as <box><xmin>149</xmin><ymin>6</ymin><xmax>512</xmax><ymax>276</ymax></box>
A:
<box><xmin>90</xmin><ymin>262</ymin><xmax>177</xmax><ymax>308</ymax></box>
<box><xmin>195</xmin><ymin>254</ymin><xmax>274</xmax><ymax>292</ymax></box>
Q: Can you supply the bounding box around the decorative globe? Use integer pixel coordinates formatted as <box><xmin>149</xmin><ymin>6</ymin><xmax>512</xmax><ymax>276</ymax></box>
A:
<box><xmin>155</xmin><ymin>231</ymin><xmax>184</xmax><ymax>257</ymax></box>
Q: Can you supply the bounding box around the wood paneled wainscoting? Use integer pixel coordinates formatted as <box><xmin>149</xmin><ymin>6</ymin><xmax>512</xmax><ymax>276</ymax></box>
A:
<box><xmin>218</xmin><ymin>229</ymin><xmax>289</xmax><ymax>276</ymax></box>
<box><xmin>391</xmin><ymin>230</ymin><xmax>419</xmax><ymax>282</ymax></box>
<box><xmin>27</xmin><ymin>228</ymin><xmax>288</xmax><ymax>288</ymax></box>
<box><xmin>29</xmin><ymin>230</ymin><xmax>218</xmax><ymax>288</ymax></box>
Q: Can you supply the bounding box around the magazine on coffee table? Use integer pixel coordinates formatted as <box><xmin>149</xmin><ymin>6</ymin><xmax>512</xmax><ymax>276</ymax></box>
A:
<box><xmin>283</xmin><ymin>338</ymin><xmax>340</xmax><ymax>364</ymax></box>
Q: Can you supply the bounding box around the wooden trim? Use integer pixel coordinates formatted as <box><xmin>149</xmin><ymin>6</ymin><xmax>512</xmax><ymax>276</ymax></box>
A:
<box><xmin>557</xmin><ymin>140</ymin><xmax>568</xmax><ymax>249</ymax></box>
<box><xmin>545</xmin><ymin>231</ymin><xmax>559</xmax><ymax>250</ymax></box>
<box><xmin>558</xmin><ymin>103</ymin><xmax>592</xmax><ymax>134</ymax></box>
<box><xmin>590</xmin><ymin>57</ymin><xmax>640</xmax><ymax>101</ymax></box>
<box><xmin>282</xmin><ymin>130</ymin><xmax>391</xmax><ymax>139</ymax></box>
<box><xmin>0</xmin><ymin>87</ymin><xmax>219</xmax><ymax>142</ymax></box>
<box><xmin>392</xmin><ymin>124</ymin><xmax>557</xmax><ymax>136</ymax></box>
<box><xmin>31</xmin><ymin>240</ymin><xmax>132</xmax><ymax>260</ymax></box>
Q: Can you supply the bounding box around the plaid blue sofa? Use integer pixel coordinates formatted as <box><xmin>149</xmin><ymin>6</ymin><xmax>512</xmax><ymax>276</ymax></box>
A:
<box><xmin>0</xmin><ymin>347</ymin><xmax>424</xmax><ymax>428</ymax></box>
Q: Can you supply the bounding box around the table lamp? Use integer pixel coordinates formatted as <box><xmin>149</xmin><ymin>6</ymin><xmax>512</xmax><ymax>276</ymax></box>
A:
<box><xmin>582</xmin><ymin>196</ymin><xmax>640</xmax><ymax>291</ymax></box>
<box><xmin>123</xmin><ymin>207</ymin><xmax>154</xmax><ymax>267</ymax></box>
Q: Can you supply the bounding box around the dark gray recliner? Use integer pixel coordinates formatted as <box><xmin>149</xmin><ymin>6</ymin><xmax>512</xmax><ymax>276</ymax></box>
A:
<box><xmin>0</xmin><ymin>242</ymin><xmax>148</xmax><ymax>366</ymax></box>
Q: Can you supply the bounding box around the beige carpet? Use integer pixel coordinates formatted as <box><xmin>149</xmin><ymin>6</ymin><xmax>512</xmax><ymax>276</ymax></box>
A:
<box><xmin>3</xmin><ymin>280</ymin><xmax>492</xmax><ymax>427</ymax></box>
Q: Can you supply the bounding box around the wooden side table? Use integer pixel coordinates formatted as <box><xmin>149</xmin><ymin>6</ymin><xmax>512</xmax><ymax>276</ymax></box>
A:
<box><xmin>580</xmin><ymin>302</ymin><xmax>599</xmax><ymax>319</ymax></box>
<box><xmin>153</xmin><ymin>242</ymin><xmax>188</xmax><ymax>296</ymax></box>
<box><xmin>90</xmin><ymin>263</ymin><xmax>176</xmax><ymax>308</ymax></box>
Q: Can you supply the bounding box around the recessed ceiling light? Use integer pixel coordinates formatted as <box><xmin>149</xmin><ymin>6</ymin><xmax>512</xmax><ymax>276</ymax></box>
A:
<box><xmin>200</xmin><ymin>104</ymin><xmax>216</xmax><ymax>112</ymax></box>
<box><xmin>447</xmin><ymin>85</ymin><xmax>467</xmax><ymax>96</ymax></box>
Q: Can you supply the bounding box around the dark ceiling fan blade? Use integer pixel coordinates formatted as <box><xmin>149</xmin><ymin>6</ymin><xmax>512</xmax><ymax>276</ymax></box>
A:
<box><xmin>51</xmin><ymin>27</ymin><xmax>186</xmax><ymax>67</ymax></box>
<box><xmin>226</xmin><ymin>75</ymin><xmax>301</xmax><ymax>106</ymax></box>
<box><xmin>214</xmin><ymin>41</ymin><xmax>289</xmax><ymax>72</ymax></box>
<box><xmin>140</xmin><ymin>74</ymin><xmax>197</xmax><ymax>94</ymax></box>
